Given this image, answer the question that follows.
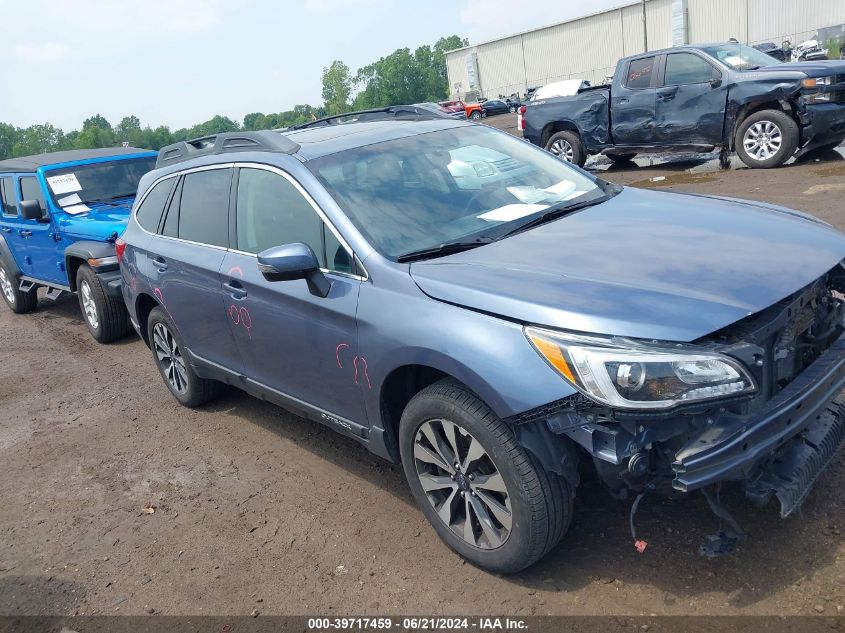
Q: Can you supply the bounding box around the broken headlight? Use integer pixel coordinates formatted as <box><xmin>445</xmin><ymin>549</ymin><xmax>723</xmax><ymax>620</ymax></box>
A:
<box><xmin>526</xmin><ymin>326</ymin><xmax>756</xmax><ymax>410</ymax></box>
<box><xmin>803</xmin><ymin>76</ymin><xmax>834</xmax><ymax>103</ymax></box>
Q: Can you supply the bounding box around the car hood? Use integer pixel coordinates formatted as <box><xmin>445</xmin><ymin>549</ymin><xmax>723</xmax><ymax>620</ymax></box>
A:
<box><xmin>753</xmin><ymin>60</ymin><xmax>845</xmax><ymax>77</ymax></box>
<box><xmin>409</xmin><ymin>187</ymin><xmax>845</xmax><ymax>342</ymax></box>
<box><xmin>56</xmin><ymin>200</ymin><xmax>134</xmax><ymax>240</ymax></box>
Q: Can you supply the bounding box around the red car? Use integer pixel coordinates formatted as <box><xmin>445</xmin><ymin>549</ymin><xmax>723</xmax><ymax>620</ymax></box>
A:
<box><xmin>438</xmin><ymin>100</ymin><xmax>465</xmax><ymax>116</ymax></box>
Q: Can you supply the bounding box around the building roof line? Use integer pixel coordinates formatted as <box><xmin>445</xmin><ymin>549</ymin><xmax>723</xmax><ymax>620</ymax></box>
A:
<box><xmin>444</xmin><ymin>0</ymin><xmax>644</xmax><ymax>56</ymax></box>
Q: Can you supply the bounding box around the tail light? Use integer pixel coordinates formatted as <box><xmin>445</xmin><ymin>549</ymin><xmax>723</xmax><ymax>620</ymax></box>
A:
<box><xmin>518</xmin><ymin>105</ymin><xmax>527</xmax><ymax>131</ymax></box>
<box><xmin>115</xmin><ymin>238</ymin><xmax>127</xmax><ymax>264</ymax></box>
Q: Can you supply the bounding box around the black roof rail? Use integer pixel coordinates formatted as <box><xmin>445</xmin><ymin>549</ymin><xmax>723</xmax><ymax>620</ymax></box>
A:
<box><xmin>155</xmin><ymin>130</ymin><xmax>301</xmax><ymax>169</ymax></box>
<box><xmin>289</xmin><ymin>105</ymin><xmax>447</xmax><ymax>130</ymax></box>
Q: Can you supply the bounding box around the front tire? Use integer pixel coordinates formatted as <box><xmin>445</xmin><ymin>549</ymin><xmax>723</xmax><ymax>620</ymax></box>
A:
<box><xmin>735</xmin><ymin>109</ymin><xmax>798</xmax><ymax>168</ymax></box>
<box><xmin>0</xmin><ymin>260</ymin><xmax>37</xmax><ymax>314</ymax></box>
<box><xmin>76</xmin><ymin>264</ymin><xmax>129</xmax><ymax>343</ymax></box>
<box><xmin>399</xmin><ymin>380</ymin><xmax>572</xmax><ymax>574</ymax></box>
<box><xmin>470</xmin><ymin>111</ymin><xmax>481</xmax><ymax>121</ymax></box>
<box><xmin>545</xmin><ymin>130</ymin><xmax>586</xmax><ymax>167</ymax></box>
<box><xmin>147</xmin><ymin>306</ymin><xmax>219</xmax><ymax>407</ymax></box>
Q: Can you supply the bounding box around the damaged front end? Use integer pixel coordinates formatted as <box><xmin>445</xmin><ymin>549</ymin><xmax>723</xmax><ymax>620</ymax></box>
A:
<box><xmin>521</xmin><ymin>263</ymin><xmax>845</xmax><ymax>555</ymax></box>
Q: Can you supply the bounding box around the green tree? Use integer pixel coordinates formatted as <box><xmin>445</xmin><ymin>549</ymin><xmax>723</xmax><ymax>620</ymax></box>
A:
<box><xmin>12</xmin><ymin>124</ymin><xmax>64</xmax><ymax>156</ymax></box>
<box><xmin>114</xmin><ymin>115</ymin><xmax>142</xmax><ymax>144</ymax></box>
<box><xmin>0</xmin><ymin>123</ymin><xmax>19</xmax><ymax>160</ymax></box>
<box><xmin>77</xmin><ymin>114</ymin><xmax>115</xmax><ymax>149</ymax></box>
<box><xmin>322</xmin><ymin>60</ymin><xmax>352</xmax><ymax>115</ymax></box>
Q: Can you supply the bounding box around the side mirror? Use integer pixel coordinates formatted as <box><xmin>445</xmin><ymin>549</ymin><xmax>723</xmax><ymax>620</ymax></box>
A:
<box><xmin>710</xmin><ymin>77</ymin><xmax>723</xmax><ymax>89</ymax></box>
<box><xmin>257</xmin><ymin>242</ymin><xmax>331</xmax><ymax>298</ymax></box>
<box><xmin>20</xmin><ymin>200</ymin><xmax>46</xmax><ymax>222</ymax></box>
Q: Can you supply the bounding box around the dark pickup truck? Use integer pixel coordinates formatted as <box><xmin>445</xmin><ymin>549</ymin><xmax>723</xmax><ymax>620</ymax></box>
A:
<box><xmin>522</xmin><ymin>42</ymin><xmax>845</xmax><ymax>168</ymax></box>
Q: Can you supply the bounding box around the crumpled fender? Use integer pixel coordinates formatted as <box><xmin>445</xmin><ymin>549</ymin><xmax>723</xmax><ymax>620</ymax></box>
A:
<box><xmin>723</xmin><ymin>73</ymin><xmax>804</xmax><ymax>149</ymax></box>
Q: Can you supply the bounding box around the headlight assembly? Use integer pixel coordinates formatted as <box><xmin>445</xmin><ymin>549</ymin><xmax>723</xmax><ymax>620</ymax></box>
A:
<box><xmin>525</xmin><ymin>326</ymin><xmax>756</xmax><ymax>410</ymax></box>
<box><xmin>803</xmin><ymin>76</ymin><xmax>835</xmax><ymax>103</ymax></box>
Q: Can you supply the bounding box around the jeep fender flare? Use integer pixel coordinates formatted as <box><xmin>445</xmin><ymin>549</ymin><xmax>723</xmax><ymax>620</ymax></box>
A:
<box><xmin>64</xmin><ymin>240</ymin><xmax>118</xmax><ymax>291</ymax></box>
<box><xmin>0</xmin><ymin>234</ymin><xmax>22</xmax><ymax>275</ymax></box>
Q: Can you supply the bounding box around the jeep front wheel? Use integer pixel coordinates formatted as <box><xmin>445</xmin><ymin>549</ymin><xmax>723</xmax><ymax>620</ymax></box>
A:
<box><xmin>76</xmin><ymin>264</ymin><xmax>129</xmax><ymax>343</ymax></box>
<box><xmin>0</xmin><ymin>260</ymin><xmax>37</xmax><ymax>314</ymax></box>
<box><xmin>399</xmin><ymin>380</ymin><xmax>572</xmax><ymax>573</ymax></box>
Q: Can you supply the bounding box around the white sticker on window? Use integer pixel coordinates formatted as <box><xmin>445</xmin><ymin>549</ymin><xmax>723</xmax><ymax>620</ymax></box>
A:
<box><xmin>62</xmin><ymin>203</ymin><xmax>90</xmax><ymax>215</ymax></box>
<box><xmin>478</xmin><ymin>203</ymin><xmax>547</xmax><ymax>222</ymax></box>
<box><xmin>46</xmin><ymin>173</ymin><xmax>82</xmax><ymax>195</ymax></box>
<box><xmin>57</xmin><ymin>193</ymin><xmax>82</xmax><ymax>207</ymax></box>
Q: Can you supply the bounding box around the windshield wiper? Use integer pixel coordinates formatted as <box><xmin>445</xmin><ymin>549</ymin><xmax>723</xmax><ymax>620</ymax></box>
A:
<box><xmin>397</xmin><ymin>236</ymin><xmax>495</xmax><ymax>262</ymax></box>
<box><xmin>82</xmin><ymin>192</ymin><xmax>135</xmax><ymax>206</ymax></box>
<box><xmin>490</xmin><ymin>195</ymin><xmax>610</xmax><ymax>241</ymax></box>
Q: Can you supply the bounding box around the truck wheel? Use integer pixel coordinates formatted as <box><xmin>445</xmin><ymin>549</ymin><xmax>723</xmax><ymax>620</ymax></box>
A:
<box><xmin>545</xmin><ymin>131</ymin><xmax>586</xmax><ymax>167</ymax></box>
<box><xmin>470</xmin><ymin>111</ymin><xmax>482</xmax><ymax>121</ymax></box>
<box><xmin>0</xmin><ymin>260</ymin><xmax>37</xmax><ymax>314</ymax></box>
<box><xmin>147</xmin><ymin>306</ymin><xmax>220</xmax><ymax>407</ymax></box>
<box><xmin>735</xmin><ymin>109</ymin><xmax>798</xmax><ymax>168</ymax></box>
<box><xmin>399</xmin><ymin>379</ymin><xmax>572</xmax><ymax>573</ymax></box>
<box><xmin>76</xmin><ymin>264</ymin><xmax>129</xmax><ymax>343</ymax></box>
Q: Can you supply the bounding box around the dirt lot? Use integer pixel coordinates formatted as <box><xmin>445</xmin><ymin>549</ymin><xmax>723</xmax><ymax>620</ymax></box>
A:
<box><xmin>1</xmin><ymin>120</ymin><xmax>844</xmax><ymax>617</ymax></box>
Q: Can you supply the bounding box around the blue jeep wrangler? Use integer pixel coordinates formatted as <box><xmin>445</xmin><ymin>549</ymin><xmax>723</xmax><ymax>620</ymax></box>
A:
<box><xmin>0</xmin><ymin>147</ymin><xmax>157</xmax><ymax>342</ymax></box>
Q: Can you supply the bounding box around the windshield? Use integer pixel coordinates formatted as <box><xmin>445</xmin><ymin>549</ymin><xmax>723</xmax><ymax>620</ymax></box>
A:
<box><xmin>43</xmin><ymin>156</ymin><xmax>156</xmax><ymax>212</ymax></box>
<box><xmin>307</xmin><ymin>125</ymin><xmax>603</xmax><ymax>259</ymax></box>
<box><xmin>701</xmin><ymin>43</ymin><xmax>781</xmax><ymax>69</ymax></box>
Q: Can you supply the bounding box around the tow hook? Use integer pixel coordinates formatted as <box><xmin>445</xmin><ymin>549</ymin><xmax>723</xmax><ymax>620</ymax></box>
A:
<box><xmin>699</xmin><ymin>485</ymin><xmax>746</xmax><ymax>558</ymax></box>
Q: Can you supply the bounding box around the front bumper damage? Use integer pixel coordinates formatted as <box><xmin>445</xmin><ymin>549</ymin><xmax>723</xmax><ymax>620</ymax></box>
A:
<box><xmin>527</xmin><ymin>269</ymin><xmax>845</xmax><ymax>555</ymax></box>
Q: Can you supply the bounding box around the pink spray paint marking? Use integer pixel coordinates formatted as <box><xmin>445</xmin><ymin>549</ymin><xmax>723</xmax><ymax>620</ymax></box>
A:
<box><xmin>352</xmin><ymin>355</ymin><xmax>372</xmax><ymax>389</ymax></box>
<box><xmin>228</xmin><ymin>304</ymin><xmax>240</xmax><ymax>325</ymax></box>
<box><xmin>227</xmin><ymin>265</ymin><xmax>244</xmax><ymax>278</ymax></box>
<box><xmin>239</xmin><ymin>306</ymin><xmax>252</xmax><ymax>338</ymax></box>
<box><xmin>153</xmin><ymin>287</ymin><xmax>174</xmax><ymax>320</ymax></box>
<box><xmin>335</xmin><ymin>343</ymin><xmax>351</xmax><ymax>368</ymax></box>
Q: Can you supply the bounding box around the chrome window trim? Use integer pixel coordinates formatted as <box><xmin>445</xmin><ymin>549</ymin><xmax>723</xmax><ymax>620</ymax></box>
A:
<box><xmin>132</xmin><ymin>161</ymin><xmax>368</xmax><ymax>281</ymax></box>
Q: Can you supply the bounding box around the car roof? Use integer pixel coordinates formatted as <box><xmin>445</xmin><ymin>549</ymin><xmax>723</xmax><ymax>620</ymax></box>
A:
<box><xmin>0</xmin><ymin>147</ymin><xmax>154</xmax><ymax>173</ymax></box>
<box><xmin>626</xmin><ymin>42</ymin><xmax>734</xmax><ymax>60</ymax></box>
<box><xmin>282</xmin><ymin>118</ymin><xmax>471</xmax><ymax>160</ymax></box>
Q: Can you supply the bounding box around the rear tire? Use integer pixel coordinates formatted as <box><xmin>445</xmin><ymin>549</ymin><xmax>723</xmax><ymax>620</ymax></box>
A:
<box><xmin>399</xmin><ymin>379</ymin><xmax>572</xmax><ymax>574</ymax></box>
<box><xmin>76</xmin><ymin>264</ymin><xmax>129</xmax><ymax>343</ymax></box>
<box><xmin>0</xmin><ymin>259</ymin><xmax>37</xmax><ymax>314</ymax></box>
<box><xmin>147</xmin><ymin>306</ymin><xmax>220</xmax><ymax>407</ymax></box>
<box><xmin>735</xmin><ymin>109</ymin><xmax>799</xmax><ymax>168</ymax></box>
<box><xmin>545</xmin><ymin>130</ymin><xmax>586</xmax><ymax>167</ymax></box>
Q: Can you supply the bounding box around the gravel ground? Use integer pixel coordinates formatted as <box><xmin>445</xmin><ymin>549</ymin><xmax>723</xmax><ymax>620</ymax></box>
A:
<box><xmin>0</xmin><ymin>120</ymin><xmax>843</xmax><ymax>617</ymax></box>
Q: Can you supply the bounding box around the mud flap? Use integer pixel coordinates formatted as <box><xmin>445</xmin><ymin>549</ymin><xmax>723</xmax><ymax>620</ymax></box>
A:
<box><xmin>745</xmin><ymin>401</ymin><xmax>845</xmax><ymax>517</ymax></box>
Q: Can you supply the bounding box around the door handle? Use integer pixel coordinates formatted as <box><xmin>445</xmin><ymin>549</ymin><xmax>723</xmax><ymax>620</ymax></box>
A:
<box><xmin>153</xmin><ymin>257</ymin><xmax>168</xmax><ymax>271</ymax></box>
<box><xmin>223</xmin><ymin>280</ymin><xmax>247</xmax><ymax>299</ymax></box>
<box><xmin>19</xmin><ymin>230</ymin><xmax>32</xmax><ymax>237</ymax></box>
<box><xmin>617</xmin><ymin>97</ymin><xmax>630</xmax><ymax>104</ymax></box>
<box><xmin>0</xmin><ymin>227</ymin><xmax>11</xmax><ymax>233</ymax></box>
<box><xmin>657</xmin><ymin>87</ymin><xmax>678</xmax><ymax>101</ymax></box>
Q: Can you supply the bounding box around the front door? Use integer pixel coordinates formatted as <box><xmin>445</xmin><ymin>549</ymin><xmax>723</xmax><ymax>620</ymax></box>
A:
<box><xmin>610</xmin><ymin>55</ymin><xmax>660</xmax><ymax>146</ymax></box>
<box><xmin>221</xmin><ymin>164</ymin><xmax>367</xmax><ymax>428</ymax></box>
<box><xmin>18</xmin><ymin>175</ymin><xmax>63</xmax><ymax>284</ymax></box>
<box><xmin>654</xmin><ymin>52</ymin><xmax>728</xmax><ymax>145</ymax></box>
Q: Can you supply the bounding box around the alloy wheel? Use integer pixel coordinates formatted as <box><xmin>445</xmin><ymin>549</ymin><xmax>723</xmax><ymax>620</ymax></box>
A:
<box><xmin>743</xmin><ymin>120</ymin><xmax>783</xmax><ymax>161</ymax></box>
<box><xmin>152</xmin><ymin>322</ymin><xmax>189</xmax><ymax>394</ymax></box>
<box><xmin>549</xmin><ymin>138</ymin><xmax>574</xmax><ymax>162</ymax></box>
<box><xmin>80</xmin><ymin>280</ymin><xmax>99</xmax><ymax>329</ymax></box>
<box><xmin>0</xmin><ymin>267</ymin><xmax>15</xmax><ymax>305</ymax></box>
<box><xmin>413</xmin><ymin>418</ymin><xmax>512</xmax><ymax>549</ymax></box>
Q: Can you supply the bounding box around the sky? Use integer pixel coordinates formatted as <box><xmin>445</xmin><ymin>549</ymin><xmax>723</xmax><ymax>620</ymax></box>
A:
<box><xmin>0</xmin><ymin>0</ymin><xmax>632</xmax><ymax>131</ymax></box>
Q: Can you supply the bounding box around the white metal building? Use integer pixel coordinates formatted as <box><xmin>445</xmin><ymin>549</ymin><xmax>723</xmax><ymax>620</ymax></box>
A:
<box><xmin>445</xmin><ymin>0</ymin><xmax>845</xmax><ymax>100</ymax></box>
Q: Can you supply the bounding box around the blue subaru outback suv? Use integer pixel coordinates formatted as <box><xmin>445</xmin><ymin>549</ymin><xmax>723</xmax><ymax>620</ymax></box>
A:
<box><xmin>0</xmin><ymin>148</ymin><xmax>157</xmax><ymax>342</ymax></box>
<box><xmin>120</xmin><ymin>108</ymin><xmax>845</xmax><ymax>572</ymax></box>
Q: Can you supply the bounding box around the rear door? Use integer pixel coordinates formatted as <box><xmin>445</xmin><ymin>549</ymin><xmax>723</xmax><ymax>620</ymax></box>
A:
<box><xmin>610</xmin><ymin>55</ymin><xmax>660</xmax><ymax>145</ymax></box>
<box><xmin>149</xmin><ymin>166</ymin><xmax>242</xmax><ymax>369</ymax></box>
<box><xmin>0</xmin><ymin>176</ymin><xmax>29</xmax><ymax>274</ymax></box>
<box><xmin>18</xmin><ymin>175</ymin><xmax>63</xmax><ymax>284</ymax></box>
<box><xmin>220</xmin><ymin>163</ymin><xmax>367</xmax><ymax>428</ymax></box>
<box><xmin>654</xmin><ymin>51</ymin><xmax>727</xmax><ymax>145</ymax></box>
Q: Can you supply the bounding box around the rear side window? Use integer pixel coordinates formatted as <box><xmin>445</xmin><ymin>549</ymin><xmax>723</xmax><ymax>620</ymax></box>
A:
<box><xmin>20</xmin><ymin>177</ymin><xmax>47</xmax><ymax>212</ymax></box>
<box><xmin>625</xmin><ymin>57</ymin><xmax>656</xmax><ymax>89</ymax></box>
<box><xmin>161</xmin><ymin>178</ymin><xmax>181</xmax><ymax>238</ymax></box>
<box><xmin>664</xmin><ymin>53</ymin><xmax>718</xmax><ymax>85</ymax></box>
<box><xmin>177</xmin><ymin>169</ymin><xmax>231</xmax><ymax>247</ymax></box>
<box><xmin>135</xmin><ymin>178</ymin><xmax>175</xmax><ymax>233</ymax></box>
<box><xmin>236</xmin><ymin>168</ymin><xmax>322</xmax><ymax>257</ymax></box>
<box><xmin>0</xmin><ymin>177</ymin><xmax>17</xmax><ymax>216</ymax></box>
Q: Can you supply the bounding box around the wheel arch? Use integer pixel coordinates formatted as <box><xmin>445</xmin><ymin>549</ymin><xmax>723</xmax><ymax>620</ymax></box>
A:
<box><xmin>728</xmin><ymin>99</ymin><xmax>798</xmax><ymax>152</ymax></box>
<box><xmin>0</xmin><ymin>234</ymin><xmax>21</xmax><ymax>275</ymax></box>
<box><xmin>540</xmin><ymin>120</ymin><xmax>583</xmax><ymax>147</ymax></box>
<box><xmin>64</xmin><ymin>240</ymin><xmax>118</xmax><ymax>292</ymax></box>
<box><xmin>134</xmin><ymin>291</ymin><xmax>161</xmax><ymax>347</ymax></box>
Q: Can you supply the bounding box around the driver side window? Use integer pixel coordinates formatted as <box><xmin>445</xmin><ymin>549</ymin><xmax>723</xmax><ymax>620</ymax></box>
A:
<box><xmin>235</xmin><ymin>167</ymin><xmax>353</xmax><ymax>274</ymax></box>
